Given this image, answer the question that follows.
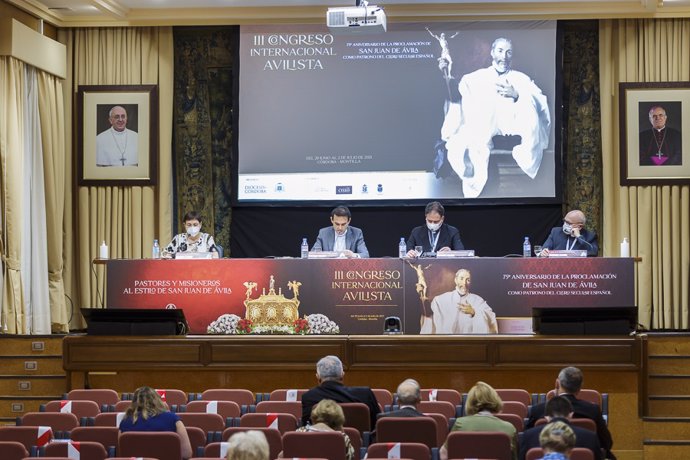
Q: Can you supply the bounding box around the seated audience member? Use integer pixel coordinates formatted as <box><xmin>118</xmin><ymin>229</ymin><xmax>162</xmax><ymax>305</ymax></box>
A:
<box><xmin>526</xmin><ymin>366</ymin><xmax>614</xmax><ymax>460</ymax></box>
<box><xmin>288</xmin><ymin>399</ymin><xmax>354</xmax><ymax>460</ymax></box>
<box><xmin>519</xmin><ymin>396</ymin><xmax>602</xmax><ymax>460</ymax></box>
<box><xmin>312</xmin><ymin>205</ymin><xmax>369</xmax><ymax>258</ymax></box>
<box><xmin>226</xmin><ymin>430</ymin><xmax>269</xmax><ymax>460</ymax></box>
<box><xmin>378</xmin><ymin>378</ymin><xmax>424</xmax><ymax>418</ymax></box>
<box><xmin>405</xmin><ymin>201</ymin><xmax>464</xmax><ymax>257</ymax></box>
<box><xmin>538</xmin><ymin>421</ymin><xmax>577</xmax><ymax>460</ymax></box>
<box><xmin>119</xmin><ymin>386</ymin><xmax>193</xmax><ymax>459</ymax></box>
<box><xmin>301</xmin><ymin>355</ymin><xmax>380</xmax><ymax>429</ymax></box>
<box><xmin>440</xmin><ymin>381</ymin><xmax>518</xmax><ymax>460</ymax></box>
<box><xmin>162</xmin><ymin>210</ymin><xmax>218</xmax><ymax>258</ymax></box>
<box><xmin>540</xmin><ymin>209</ymin><xmax>598</xmax><ymax>257</ymax></box>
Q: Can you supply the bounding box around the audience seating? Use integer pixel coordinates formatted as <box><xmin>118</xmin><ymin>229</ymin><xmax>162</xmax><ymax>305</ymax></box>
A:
<box><xmin>535</xmin><ymin>416</ymin><xmax>597</xmax><ymax>432</ymax></box>
<box><xmin>282</xmin><ymin>430</ymin><xmax>347</xmax><ymax>460</ymax></box>
<box><xmin>42</xmin><ymin>400</ymin><xmax>101</xmax><ymax>420</ymax></box>
<box><xmin>445</xmin><ymin>431</ymin><xmax>512</xmax><ymax>460</ymax></box>
<box><xmin>92</xmin><ymin>412</ymin><xmax>125</xmax><ymax>426</ymax></box>
<box><xmin>495</xmin><ymin>388</ymin><xmax>534</xmax><ymax>406</ymax></box>
<box><xmin>417</xmin><ymin>401</ymin><xmax>456</xmax><ymax>421</ymax></box>
<box><xmin>339</xmin><ymin>402</ymin><xmax>371</xmax><ymax>433</ymax></box>
<box><xmin>268</xmin><ymin>388</ymin><xmax>308</xmax><ymax>401</ymax></box>
<box><xmin>420</xmin><ymin>389</ymin><xmax>462</xmax><ymax>407</ymax></box>
<box><xmin>19</xmin><ymin>412</ymin><xmax>80</xmax><ymax>433</ymax></box>
<box><xmin>526</xmin><ymin>446</ymin><xmax>594</xmax><ymax>460</ymax></box>
<box><xmin>239</xmin><ymin>412</ymin><xmax>299</xmax><ymax>434</ymax></box>
<box><xmin>186</xmin><ymin>425</ymin><xmax>207</xmax><ymax>457</ymax></box>
<box><xmin>106</xmin><ymin>458</ymin><xmax>159</xmax><ymax>460</ymax></box>
<box><xmin>0</xmin><ymin>440</ymin><xmax>29</xmax><ymax>460</ymax></box>
<box><xmin>376</xmin><ymin>416</ymin><xmax>438</xmax><ymax>449</ymax></box>
<box><xmin>254</xmin><ymin>400</ymin><xmax>303</xmax><ymax>421</ymax></box>
<box><xmin>70</xmin><ymin>426</ymin><xmax>119</xmax><ymax>452</ymax></box>
<box><xmin>343</xmin><ymin>426</ymin><xmax>363</xmax><ymax>460</ymax></box>
<box><xmin>372</xmin><ymin>388</ymin><xmax>394</xmax><ymax>407</ymax></box>
<box><xmin>0</xmin><ymin>426</ymin><xmax>53</xmax><ymax>454</ymax></box>
<box><xmin>177</xmin><ymin>412</ymin><xmax>225</xmax><ymax>436</ymax></box>
<box><xmin>118</xmin><ymin>431</ymin><xmax>182</xmax><ymax>460</ymax></box>
<box><xmin>422</xmin><ymin>412</ymin><xmax>449</xmax><ymax>447</ymax></box>
<box><xmin>203</xmin><ymin>441</ymin><xmax>230</xmax><ymax>458</ymax></box>
<box><xmin>65</xmin><ymin>389</ymin><xmax>120</xmax><ymax>407</ymax></box>
<box><xmin>494</xmin><ymin>412</ymin><xmax>524</xmax><ymax>432</ymax></box>
<box><xmin>183</xmin><ymin>400</ymin><xmax>241</xmax><ymax>427</ymax></box>
<box><xmin>199</xmin><ymin>389</ymin><xmax>256</xmax><ymax>407</ymax></box>
<box><xmin>43</xmin><ymin>439</ymin><xmax>109</xmax><ymax>460</ymax></box>
<box><xmin>500</xmin><ymin>400</ymin><xmax>528</xmax><ymax>419</ymax></box>
<box><xmin>367</xmin><ymin>442</ymin><xmax>432</xmax><ymax>460</ymax></box>
<box><xmin>222</xmin><ymin>427</ymin><xmax>282</xmax><ymax>460</ymax></box>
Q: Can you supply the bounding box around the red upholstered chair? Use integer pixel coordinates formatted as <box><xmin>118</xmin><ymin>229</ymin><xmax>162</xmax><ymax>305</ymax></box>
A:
<box><xmin>526</xmin><ymin>447</ymin><xmax>594</xmax><ymax>460</ymax></box>
<box><xmin>372</xmin><ymin>388</ymin><xmax>394</xmax><ymax>407</ymax></box>
<box><xmin>104</xmin><ymin>458</ymin><xmax>158</xmax><ymax>460</ymax></box>
<box><xmin>70</xmin><ymin>426</ymin><xmax>119</xmax><ymax>452</ymax></box>
<box><xmin>367</xmin><ymin>441</ymin><xmax>432</xmax><ymax>460</ymax></box>
<box><xmin>118</xmin><ymin>431</ymin><xmax>182</xmax><ymax>460</ymax></box>
<box><xmin>339</xmin><ymin>402</ymin><xmax>371</xmax><ymax>433</ymax></box>
<box><xmin>343</xmin><ymin>426</ymin><xmax>362</xmax><ymax>460</ymax></box>
<box><xmin>0</xmin><ymin>440</ymin><xmax>29</xmax><ymax>460</ymax></box>
<box><xmin>500</xmin><ymin>400</ymin><xmax>528</xmax><ymax>419</ymax></box>
<box><xmin>282</xmin><ymin>430</ymin><xmax>347</xmax><ymax>460</ymax></box>
<box><xmin>155</xmin><ymin>388</ymin><xmax>189</xmax><ymax>406</ymax></box>
<box><xmin>186</xmin><ymin>426</ymin><xmax>207</xmax><ymax>457</ymax></box>
<box><xmin>495</xmin><ymin>388</ymin><xmax>533</xmax><ymax>406</ymax></box>
<box><xmin>20</xmin><ymin>412</ymin><xmax>80</xmax><ymax>432</ymax></box>
<box><xmin>66</xmin><ymin>389</ymin><xmax>120</xmax><ymax>407</ymax></box>
<box><xmin>420</xmin><ymin>389</ymin><xmax>462</xmax><ymax>406</ymax></box>
<box><xmin>204</xmin><ymin>441</ymin><xmax>230</xmax><ymax>458</ymax></box>
<box><xmin>111</xmin><ymin>399</ymin><xmax>170</xmax><ymax>412</ymax></box>
<box><xmin>534</xmin><ymin>417</ymin><xmax>596</xmax><ymax>432</ymax></box>
<box><xmin>546</xmin><ymin>388</ymin><xmax>602</xmax><ymax>407</ymax></box>
<box><xmin>417</xmin><ymin>401</ymin><xmax>456</xmax><ymax>421</ymax></box>
<box><xmin>43</xmin><ymin>400</ymin><xmax>101</xmax><ymax>419</ymax></box>
<box><xmin>0</xmin><ymin>426</ymin><xmax>53</xmax><ymax>453</ymax></box>
<box><xmin>494</xmin><ymin>412</ymin><xmax>524</xmax><ymax>432</ymax></box>
<box><xmin>185</xmin><ymin>400</ymin><xmax>241</xmax><ymax>427</ymax></box>
<box><xmin>445</xmin><ymin>431</ymin><xmax>512</xmax><ymax>460</ymax></box>
<box><xmin>268</xmin><ymin>388</ymin><xmax>309</xmax><ymax>401</ymax></box>
<box><xmin>44</xmin><ymin>439</ymin><xmax>109</xmax><ymax>460</ymax></box>
<box><xmin>255</xmin><ymin>400</ymin><xmax>302</xmax><ymax>421</ymax></box>
<box><xmin>239</xmin><ymin>412</ymin><xmax>299</xmax><ymax>434</ymax></box>
<box><xmin>201</xmin><ymin>389</ymin><xmax>255</xmax><ymax>406</ymax></box>
<box><xmin>223</xmin><ymin>427</ymin><xmax>283</xmax><ymax>460</ymax></box>
<box><xmin>177</xmin><ymin>412</ymin><xmax>225</xmax><ymax>439</ymax></box>
<box><xmin>421</xmin><ymin>412</ymin><xmax>449</xmax><ymax>447</ymax></box>
<box><xmin>93</xmin><ymin>412</ymin><xmax>125</xmax><ymax>427</ymax></box>
<box><xmin>375</xmin><ymin>416</ymin><xmax>438</xmax><ymax>449</ymax></box>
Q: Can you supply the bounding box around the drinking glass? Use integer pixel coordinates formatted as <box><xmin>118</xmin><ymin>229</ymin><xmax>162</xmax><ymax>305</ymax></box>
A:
<box><xmin>534</xmin><ymin>245</ymin><xmax>543</xmax><ymax>257</ymax></box>
<box><xmin>414</xmin><ymin>246</ymin><xmax>423</xmax><ymax>257</ymax></box>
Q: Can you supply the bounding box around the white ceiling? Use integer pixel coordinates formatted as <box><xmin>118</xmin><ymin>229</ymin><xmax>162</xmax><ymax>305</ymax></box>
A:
<box><xmin>8</xmin><ymin>0</ymin><xmax>690</xmax><ymax>26</ymax></box>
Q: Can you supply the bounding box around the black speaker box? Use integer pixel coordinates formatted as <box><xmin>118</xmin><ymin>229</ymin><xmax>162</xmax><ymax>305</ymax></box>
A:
<box><xmin>532</xmin><ymin>306</ymin><xmax>637</xmax><ymax>335</ymax></box>
<box><xmin>80</xmin><ymin>308</ymin><xmax>188</xmax><ymax>336</ymax></box>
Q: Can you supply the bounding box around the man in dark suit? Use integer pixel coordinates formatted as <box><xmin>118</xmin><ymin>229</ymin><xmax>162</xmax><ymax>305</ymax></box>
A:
<box><xmin>519</xmin><ymin>396</ymin><xmax>602</xmax><ymax>460</ymax></box>
<box><xmin>540</xmin><ymin>209</ymin><xmax>598</xmax><ymax>257</ymax></box>
<box><xmin>639</xmin><ymin>105</ymin><xmax>682</xmax><ymax>166</ymax></box>
<box><xmin>312</xmin><ymin>206</ymin><xmax>369</xmax><ymax>258</ymax></box>
<box><xmin>301</xmin><ymin>355</ymin><xmax>380</xmax><ymax>428</ymax></box>
<box><xmin>526</xmin><ymin>367</ymin><xmax>614</xmax><ymax>460</ymax></box>
<box><xmin>406</xmin><ymin>201</ymin><xmax>463</xmax><ymax>257</ymax></box>
<box><xmin>378</xmin><ymin>379</ymin><xmax>424</xmax><ymax>418</ymax></box>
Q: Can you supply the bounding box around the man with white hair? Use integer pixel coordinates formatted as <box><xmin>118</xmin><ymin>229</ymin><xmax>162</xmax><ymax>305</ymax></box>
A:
<box><xmin>301</xmin><ymin>355</ymin><xmax>380</xmax><ymax>428</ymax></box>
<box><xmin>378</xmin><ymin>379</ymin><xmax>424</xmax><ymax>418</ymax></box>
<box><xmin>96</xmin><ymin>105</ymin><xmax>139</xmax><ymax>167</ymax></box>
<box><xmin>540</xmin><ymin>209</ymin><xmax>598</xmax><ymax>257</ymax></box>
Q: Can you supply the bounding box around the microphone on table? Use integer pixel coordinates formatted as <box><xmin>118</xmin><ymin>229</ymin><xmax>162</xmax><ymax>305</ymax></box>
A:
<box><xmin>576</xmin><ymin>236</ymin><xmax>593</xmax><ymax>249</ymax></box>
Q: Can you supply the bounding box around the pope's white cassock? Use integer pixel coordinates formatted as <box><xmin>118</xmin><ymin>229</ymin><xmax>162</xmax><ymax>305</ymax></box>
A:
<box><xmin>96</xmin><ymin>128</ymin><xmax>139</xmax><ymax>166</ymax></box>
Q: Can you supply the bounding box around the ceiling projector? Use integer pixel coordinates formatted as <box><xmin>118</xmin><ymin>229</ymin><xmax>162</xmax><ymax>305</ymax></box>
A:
<box><xmin>327</xmin><ymin>1</ymin><xmax>386</xmax><ymax>34</ymax></box>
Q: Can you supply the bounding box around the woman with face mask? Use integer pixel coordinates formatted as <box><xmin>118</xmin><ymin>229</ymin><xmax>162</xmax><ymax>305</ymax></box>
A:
<box><xmin>162</xmin><ymin>210</ymin><xmax>219</xmax><ymax>258</ymax></box>
<box><xmin>405</xmin><ymin>201</ymin><xmax>464</xmax><ymax>257</ymax></box>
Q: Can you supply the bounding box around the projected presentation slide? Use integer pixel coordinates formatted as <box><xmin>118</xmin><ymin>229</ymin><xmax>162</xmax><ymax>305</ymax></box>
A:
<box><xmin>238</xmin><ymin>21</ymin><xmax>557</xmax><ymax>202</ymax></box>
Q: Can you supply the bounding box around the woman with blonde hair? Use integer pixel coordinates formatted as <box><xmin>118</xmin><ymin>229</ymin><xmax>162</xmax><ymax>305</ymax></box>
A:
<box><xmin>539</xmin><ymin>421</ymin><xmax>576</xmax><ymax>460</ymax></box>
<box><xmin>440</xmin><ymin>381</ymin><xmax>518</xmax><ymax>460</ymax></box>
<box><xmin>226</xmin><ymin>430</ymin><xmax>269</xmax><ymax>460</ymax></box>
<box><xmin>282</xmin><ymin>399</ymin><xmax>354</xmax><ymax>460</ymax></box>
<box><xmin>119</xmin><ymin>386</ymin><xmax>193</xmax><ymax>459</ymax></box>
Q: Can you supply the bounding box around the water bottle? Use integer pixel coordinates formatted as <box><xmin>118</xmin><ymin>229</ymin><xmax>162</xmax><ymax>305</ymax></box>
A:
<box><xmin>152</xmin><ymin>239</ymin><xmax>160</xmax><ymax>259</ymax></box>
<box><xmin>523</xmin><ymin>237</ymin><xmax>531</xmax><ymax>258</ymax></box>
<box><xmin>300</xmin><ymin>238</ymin><xmax>309</xmax><ymax>259</ymax></box>
<box><xmin>398</xmin><ymin>237</ymin><xmax>407</xmax><ymax>258</ymax></box>
<box><xmin>620</xmin><ymin>237</ymin><xmax>630</xmax><ymax>257</ymax></box>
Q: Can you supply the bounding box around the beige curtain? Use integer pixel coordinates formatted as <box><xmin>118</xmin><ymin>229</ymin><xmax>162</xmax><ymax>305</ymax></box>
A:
<box><xmin>60</xmin><ymin>27</ymin><xmax>173</xmax><ymax>324</ymax></box>
<box><xmin>600</xmin><ymin>19</ymin><xmax>690</xmax><ymax>329</ymax></box>
<box><xmin>0</xmin><ymin>57</ymin><xmax>27</xmax><ymax>333</ymax></box>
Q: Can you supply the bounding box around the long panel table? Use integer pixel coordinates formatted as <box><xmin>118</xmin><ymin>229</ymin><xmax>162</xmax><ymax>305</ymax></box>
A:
<box><xmin>104</xmin><ymin>257</ymin><xmax>634</xmax><ymax>334</ymax></box>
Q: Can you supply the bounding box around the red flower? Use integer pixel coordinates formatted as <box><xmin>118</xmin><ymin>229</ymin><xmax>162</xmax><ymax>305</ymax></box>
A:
<box><xmin>237</xmin><ymin>318</ymin><xmax>253</xmax><ymax>334</ymax></box>
<box><xmin>293</xmin><ymin>318</ymin><xmax>309</xmax><ymax>335</ymax></box>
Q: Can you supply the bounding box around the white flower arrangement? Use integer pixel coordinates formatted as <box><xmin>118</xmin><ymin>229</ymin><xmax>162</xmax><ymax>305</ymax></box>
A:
<box><xmin>206</xmin><ymin>313</ymin><xmax>340</xmax><ymax>335</ymax></box>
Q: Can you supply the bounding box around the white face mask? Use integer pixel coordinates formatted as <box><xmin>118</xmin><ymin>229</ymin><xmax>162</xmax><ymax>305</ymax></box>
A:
<box><xmin>562</xmin><ymin>223</ymin><xmax>573</xmax><ymax>236</ymax></box>
<box><xmin>187</xmin><ymin>225</ymin><xmax>201</xmax><ymax>237</ymax></box>
<box><xmin>426</xmin><ymin>222</ymin><xmax>442</xmax><ymax>232</ymax></box>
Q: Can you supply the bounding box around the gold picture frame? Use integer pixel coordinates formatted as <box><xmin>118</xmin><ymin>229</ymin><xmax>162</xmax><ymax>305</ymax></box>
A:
<box><xmin>77</xmin><ymin>85</ymin><xmax>158</xmax><ymax>186</ymax></box>
<box><xmin>619</xmin><ymin>81</ymin><xmax>690</xmax><ymax>186</ymax></box>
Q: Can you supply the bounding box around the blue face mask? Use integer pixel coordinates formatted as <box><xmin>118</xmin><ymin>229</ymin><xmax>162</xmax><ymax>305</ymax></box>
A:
<box><xmin>562</xmin><ymin>223</ymin><xmax>573</xmax><ymax>236</ymax></box>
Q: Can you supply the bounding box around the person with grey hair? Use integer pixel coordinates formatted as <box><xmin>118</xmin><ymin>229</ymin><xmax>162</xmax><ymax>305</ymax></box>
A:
<box><xmin>226</xmin><ymin>430</ymin><xmax>269</xmax><ymax>460</ymax></box>
<box><xmin>405</xmin><ymin>201</ymin><xmax>464</xmax><ymax>257</ymax></box>
<box><xmin>526</xmin><ymin>366</ymin><xmax>614</xmax><ymax>459</ymax></box>
<box><xmin>96</xmin><ymin>105</ymin><xmax>139</xmax><ymax>167</ymax></box>
<box><xmin>301</xmin><ymin>355</ymin><xmax>380</xmax><ymax>428</ymax></box>
<box><xmin>639</xmin><ymin>105</ymin><xmax>682</xmax><ymax>166</ymax></box>
<box><xmin>378</xmin><ymin>378</ymin><xmax>424</xmax><ymax>418</ymax></box>
<box><xmin>540</xmin><ymin>210</ymin><xmax>598</xmax><ymax>257</ymax></box>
